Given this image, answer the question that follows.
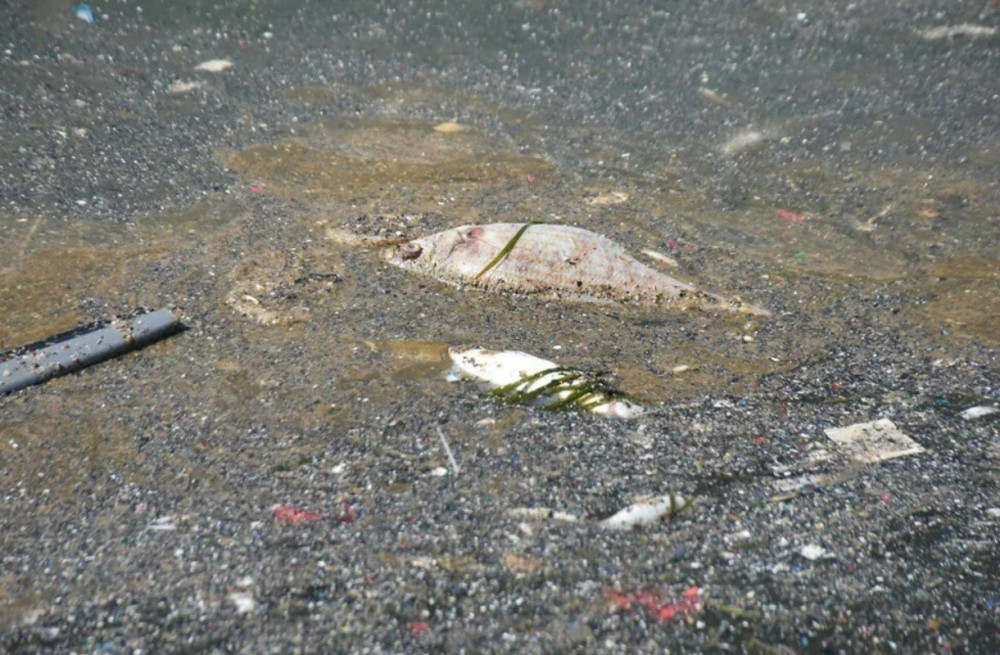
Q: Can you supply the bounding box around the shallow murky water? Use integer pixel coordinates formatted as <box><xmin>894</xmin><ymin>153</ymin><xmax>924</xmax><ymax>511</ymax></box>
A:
<box><xmin>3</xmin><ymin>85</ymin><xmax>996</xmax><ymax>433</ymax></box>
<box><xmin>2</xmin><ymin>2</ymin><xmax>999</xmax><ymax>650</ymax></box>
<box><xmin>2</xmin><ymin>83</ymin><xmax>995</xmax><ymax>510</ymax></box>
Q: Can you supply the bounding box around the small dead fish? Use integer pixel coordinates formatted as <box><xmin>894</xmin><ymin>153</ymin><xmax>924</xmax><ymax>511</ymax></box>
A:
<box><xmin>449</xmin><ymin>347</ymin><xmax>646</xmax><ymax>419</ymax></box>
<box><xmin>385</xmin><ymin>223</ymin><xmax>769</xmax><ymax>316</ymax></box>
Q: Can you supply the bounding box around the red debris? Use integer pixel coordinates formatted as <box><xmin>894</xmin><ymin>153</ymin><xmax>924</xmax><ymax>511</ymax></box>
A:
<box><xmin>775</xmin><ymin>208</ymin><xmax>808</xmax><ymax>224</ymax></box>
<box><xmin>409</xmin><ymin>621</ymin><xmax>431</xmax><ymax>634</ymax></box>
<box><xmin>606</xmin><ymin>587</ymin><xmax>702</xmax><ymax>622</ymax></box>
<box><xmin>272</xmin><ymin>505</ymin><xmax>325</xmax><ymax>523</ymax></box>
<box><xmin>249</xmin><ymin>185</ymin><xmax>263</xmax><ymax>193</ymax></box>
<box><xmin>755</xmin><ymin>436</ymin><xmax>767</xmax><ymax>445</ymax></box>
<box><xmin>666</xmin><ymin>238</ymin><xmax>680</xmax><ymax>250</ymax></box>
<box><xmin>526</xmin><ymin>175</ymin><xmax>536</xmax><ymax>184</ymax></box>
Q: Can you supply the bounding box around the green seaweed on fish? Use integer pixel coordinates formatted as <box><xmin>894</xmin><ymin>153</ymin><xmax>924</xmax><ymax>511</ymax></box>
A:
<box><xmin>664</xmin><ymin>493</ymin><xmax>694</xmax><ymax>518</ymax></box>
<box><xmin>490</xmin><ymin>366</ymin><xmax>629</xmax><ymax>412</ymax></box>
<box><xmin>475</xmin><ymin>222</ymin><xmax>538</xmax><ymax>280</ymax></box>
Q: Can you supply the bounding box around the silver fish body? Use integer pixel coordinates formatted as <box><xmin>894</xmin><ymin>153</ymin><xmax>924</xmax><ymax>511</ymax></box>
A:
<box><xmin>385</xmin><ymin>223</ymin><xmax>769</xmax><ymax>316</ymax></box>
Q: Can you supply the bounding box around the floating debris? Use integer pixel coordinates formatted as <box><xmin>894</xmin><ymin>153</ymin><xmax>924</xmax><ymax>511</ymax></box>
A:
<box><xmin>436</xmin><ymin>426</ymin><xmax>460</xmax><ymax>476</ymax></box>
<box><xmin>72</xmin><ymin>4</ymin><xmax>95</xmax><ymax>24</ymax></box>
<box><xmin>194</xmin><ymin>58</ymin><xmax>233</xmax><ymax>72</ymax></box>
<box><xmin>0</xmin><ymin>308</ymin><xmax>184</xmax><ymax>396</ymax></box>
<box><xmin>917</xmin><ymin>24</ymin><xmax>997</xmax><ymax>40</ymax></box>
<box><xmin>823</xmin><ymin>419</ymin><xmax>926</xmax><ymax>463</ymax></box>
<box><xmin>228</xmin><ymin>592</ymin><xmax>256</xmax><ymax>615</ymax></box>
<box><xmin>857</xmin><ymin>204</ymin><xmax>895</xmax><ymax>232</ymax></box>
<box><xmin>606</xmin><ymin>587</ymin><xmax>703</xmax><ymax>622</ymax></box>
<box><xmin>585</xmin><ymin>190</ymin><xmax>630</xmax><ymax>206</ymax></box>
<box><xmin>641</xmin><ymin>249</ymin><xmax>678</xmax><ymax>268</ymax></box>
<box><xmin>775</xmin><ymin>208</ymin><xmax>810</xmax><ymax>224</ymax></box>
<box><xmin>599</xmin><ymin>493</ymin><xmax>692</xmax><ymax>530</ymax></box>
<box><xmin>272</xmin><ymin>505</ymin><xmax>325</xmax><ymax>523</ymax></box>
<box><xmin>448</xmin><ymin>347</ymin><xmax>646</xmax><ymax>419</ymax></box>
<box><xmin>146</xmin><ymin>516</ymin><xmax>178</xmax><ymax>532</ymax></box>
<box><xmin>721</xmin><ymin>129</ymin><xmax>769</xmax><ymax>155</ymax></box>
<box><xmin>960</xmin><ymin>405</ymin><xmax>998</xmax><ymax>421</ymax></box>
<box><xmin>698</xmin><ymin>87</ymin><xmax>731</xmax><ymax>105</ymax></box>
<box><xmin>386</xmin><ymin>223</ymin><xmax>770</xmax><ymax>316</ymax></box>
<box><xmin>168</xmin><ymin>80</ymin><xmax>205</xmax><ymax>94</ymax></box>
<box><xmin>799</xmin><ymin>544</ymin><xmax>831</xmax><ymax>561</ymax></box>
<box><xmin>432</xmin><ymin>121</ymin><xmax>469</xmax><ymax>133</ymax></box>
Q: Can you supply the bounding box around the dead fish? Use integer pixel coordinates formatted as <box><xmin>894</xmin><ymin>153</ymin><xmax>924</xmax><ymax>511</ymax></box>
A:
<box><xmin>448</xmin><ymin>347</ymin><xmax>646</xmax><ymax>419</ymax></box>
<box><xmin>385</xmin><ymin>223</ymin><xmax>769</xmax><ymax>316</ymax></box>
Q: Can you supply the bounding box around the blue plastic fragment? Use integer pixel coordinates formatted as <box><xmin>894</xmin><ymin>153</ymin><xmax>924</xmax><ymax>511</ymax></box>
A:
<box><xmin>72</xmin><ymin>4</ymin><xmax>96</xmax><ymax>24</ymax></box>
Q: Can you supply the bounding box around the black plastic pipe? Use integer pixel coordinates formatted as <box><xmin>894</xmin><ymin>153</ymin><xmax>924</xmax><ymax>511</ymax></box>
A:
<box><xmin>1</xmin><ymin>308</ymin><xmax>183</xmax><ymax>395</ymax></box>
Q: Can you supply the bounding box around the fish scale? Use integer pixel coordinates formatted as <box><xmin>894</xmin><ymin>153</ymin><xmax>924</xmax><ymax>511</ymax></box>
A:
<box><xmin>385</xmin><ymin>223</ymin><xmax>770</xmax><ymax>316</ymax></box>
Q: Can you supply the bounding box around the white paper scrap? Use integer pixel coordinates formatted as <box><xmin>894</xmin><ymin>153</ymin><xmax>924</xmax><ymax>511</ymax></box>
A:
<box><xmin>824</xmin><ymin>418</ymin><xmax>925</xmax><ymax>463</ymax></box>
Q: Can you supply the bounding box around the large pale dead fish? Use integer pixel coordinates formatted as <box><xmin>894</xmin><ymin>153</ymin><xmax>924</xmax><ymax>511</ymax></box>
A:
<box><xmin>385</xmin><ymin>223</ymin><xmax>770</xmax><ymax>316</ymax></box>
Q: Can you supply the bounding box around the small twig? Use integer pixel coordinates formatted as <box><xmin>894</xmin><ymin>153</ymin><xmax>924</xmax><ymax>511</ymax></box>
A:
<box><xmin>436</xmin><ymin>426</ymin><xmax>460</xmax><ymax>476</ymax></box>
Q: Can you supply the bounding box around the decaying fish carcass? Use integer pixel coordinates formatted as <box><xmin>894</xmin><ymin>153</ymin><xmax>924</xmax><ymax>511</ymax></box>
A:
<box><xmin>448</xmin><ymin>347</ymin><xmax>646</xmax><ymax>419</ymax></box>
<box><xmin>385</xmin><ymin>223</ymin><xmax>769</xmax><ymax>316</ymax></box>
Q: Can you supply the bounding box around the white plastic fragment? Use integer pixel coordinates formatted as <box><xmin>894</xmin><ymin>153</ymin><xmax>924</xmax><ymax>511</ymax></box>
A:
<box><xmin>641</xmin><ymin>249</ymin><xmax>678</xmax><ymax>268</ymax></box>
<box><xmin>194</xmin><ymin>58</ymin><xmax>233</xmax><ymax>72</ymax></box>
<box><xmin>960</xmin><ymin>405</ymin><xmax>998</xmax><ymax>421</ymax></box>
<box><xmin>147</xmin><ymin>516</ymin><xmax>177</xmax><ymax>531</ymax></box>
<box><xmin>986</xmin><ymin>508</ymin><xmax>1000</xmax><ymax>519</ymax></box>
<box><xmin>448</xmin><ymin>347</ymin><xmax>646</xmax><ymax>419</ymax></box>
<box><xmin>73</xmin><ymin>4</ymin><xmax>96</xmax><ymax>24</ymax></box>
<box><xmin>227</xmin><ymin>592</ymin><xmax>256</xmax><ymax>614</ymax></box>
<box><xmin>721</xmin><ymin>129</ymin><xmax>769</xmax><ymax>156</ymax></box>
<box><xmin>436</xmin><ymin>426</ymin><xmax>460</xmax><ymax>476</ymax></box>
<box><xmin>799</xmin><ymin>544</ymin><xmax>829</xmax><ymax>560</ymax></box>
<box><xmin>917</xmin><ymin>24</ymin><xmax>997</xmax><ymax>40</ymax></box>
<box><xmin>599</xmin><ymin>494</ymin><xmax>689</xmax><ymax>530</ymax></box>
<box><xmin>433</xmin><ymin>121</ymin><xmax>469</xmax><ymax>133</ymax></box>
<box><xmin>823</xmin><ymin>418</ymin><xmax>926</xmax><ymax>463</ymax></box>
<box><xmin>168</xmin><ymin>80</ymin><xmax>205</xmax><ymax>94</ymax></box>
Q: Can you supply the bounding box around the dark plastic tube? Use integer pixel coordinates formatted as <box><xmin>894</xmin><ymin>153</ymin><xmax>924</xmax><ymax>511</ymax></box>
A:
<box><xmin>0</xmin><ymin>308</ymin><xmax>183</xmax><ymax>396</ymax></box>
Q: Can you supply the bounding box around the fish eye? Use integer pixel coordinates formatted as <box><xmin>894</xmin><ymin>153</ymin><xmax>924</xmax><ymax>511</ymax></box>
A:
<box><xmin>400</xmin><ymin>242</ymin><xmax>422</xmax><ymax>260</ymax></box>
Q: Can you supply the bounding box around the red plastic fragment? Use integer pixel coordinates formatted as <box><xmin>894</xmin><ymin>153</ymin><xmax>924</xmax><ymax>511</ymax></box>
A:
<box><xmin>606</xmin><ymin>586</ymin><xmax>702</xmax><ymax>622</ymax></box>
<box><xmin>272</xmin><ymin>505</ymin><xmax>325</xmax><ymax>523</ymax></box>
<box><xmin>526</xmin><ymin>175</ymin><xmax>536</xmax><ymax>184</ymax></box>
<box><xmin>666</xmin><ymin>238</ymin><xmax>680</xmax><ymax>250</ymax></box>
<box><xmin>250</xmin><ymin>185</ymin><xmax>263</xmax><ymax>193</ymax></box>
<box><xmin>775</xmin><ymin>208</ymin><xmax>808</xmax><ymax>224</ymax></box>
<box><xmin>409</xmin><ymin>621</ymin><xmax>430</xmax><ymax>634</ymax></box>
